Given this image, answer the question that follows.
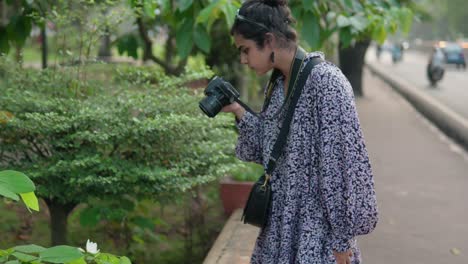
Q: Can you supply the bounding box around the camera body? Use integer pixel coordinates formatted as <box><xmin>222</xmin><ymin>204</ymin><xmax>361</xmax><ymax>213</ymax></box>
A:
<box><xmin>199</xmin><ymin>76</ymin><xmax>240</xmax><ymax>118</ymax></box>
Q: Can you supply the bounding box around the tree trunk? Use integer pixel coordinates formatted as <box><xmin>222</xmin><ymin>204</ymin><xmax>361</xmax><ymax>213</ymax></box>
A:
<box><xmin>41</xmin><ymin>25</ymin><xmax>48</xmax><ymax>69</ymax></box>
<box><xmin>136</xmin><ymin>17</ymin><xmax>186</xmax><ymax>75</ymax></box>
<box><xmin>44</xmin><ymin>199</ymin><xmax>76</xmax><ymax>245</ymax></box>
<box><xmin>338</xmin><ymin>39</ymin><xmax>370</xmax><ymax>97</ymax></box>
<box><xmin>15</xmin><ymin>45</ymin><xmax>22</xmax><ymax>64</ymax></box>
<box><xmin>97</xmin><ymin>28</ymin><xmax>111</xmax><ymax>62</ymax></box>
<box><xmin>98</xmin><ymin>8</ymin><xmax>111</xmax><ymax>62</ymax></box>
<box><xmin>136</xmin><ymin>17</ymin><xmax>154</xmax><ymax>62</ymax></box>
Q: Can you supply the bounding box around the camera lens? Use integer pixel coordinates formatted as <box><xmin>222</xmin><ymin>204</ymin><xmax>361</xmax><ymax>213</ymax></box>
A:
<box><xmin>199</xmin><ymin>96</ymin><xmax>223</xmax><ymax>118</ymax></box>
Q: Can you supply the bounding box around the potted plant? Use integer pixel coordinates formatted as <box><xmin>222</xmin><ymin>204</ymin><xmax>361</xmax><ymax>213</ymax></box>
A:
<box><xmin>219</xmin><ymin>162</ymin><xmax>264</xmax><ymax>216</ymax></box>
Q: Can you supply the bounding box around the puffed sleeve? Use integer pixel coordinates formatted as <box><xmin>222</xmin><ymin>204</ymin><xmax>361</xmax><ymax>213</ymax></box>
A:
<box><xmin>315</xmin><ymin>66</ymin><xmax>376</xmax><ymax>252</ymax></box>
<box><xmin>235</xmin><ymin>111</ymin><xmax>263</xmax><ymax>164</ymax></box>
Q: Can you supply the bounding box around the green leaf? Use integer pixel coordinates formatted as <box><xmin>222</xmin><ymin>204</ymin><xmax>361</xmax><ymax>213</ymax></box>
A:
<box><xmin>6</xmin><ymin>15</ymin><xmax>32</xmax><ymax>47</ymax></box>
<box><xmin>67</xmin><ymin>256</ymin><xmax>87</xmax><ymax>264</ymax></box>
<box><xmin>0</xmin><ymin>26</ymin><xmax>10</xmax><ymax>54</ymax></box>
<box><xmin>196</xmin><ymin>0</ymin><xmax>222</xmax><ymax>30</ymax></box>
<box><xmin>349</xmin><ymin>15</ymin><xmax>368</xmax><ymax>32</ymax></box>
<box><xmin>177</xmin><ymin>0</ymin><xmax>193</xmax><ymax>12</ymax></box>
<box><xmin>143</xmin><ymin>1</ymin><xmax>157</xmax><ymax>19</ymax></box>
<box><xmin>0</xmin><ymin>185</ymin><xmax>19</xmax><ymax>200</ymax></box>
<box><xmin>301</xmin><ymin>11</ymin><xmax>321</xmax><ymax>49</ymax></box>
<box><xmin>399</xmin><ymin>7</ymin><xmax>413</xmax><ymax>34</ymax></box>
<box><xmin>220</xmin><ymin>0</ymin><xmax>239</xmax><ymax>29</ymax></box>
<box><xmin>0</xmin><ymin>170</ymin><xmax>35</xmax><ymax>194</ymax></box>
<box><xmin>95</xmin><ymin>253</ymin><xmax>120</xmax><ymax>263</ymax></box>
<box><xmin>0</xmin><ymin>248</ymin><xmax>13</xmax><ymax>256</ymax></box>
<box><xmin>11</xmin><ymin>252</ymin><xmax>36</xmax><ymax>262</ymax></box>
<box><xmin>337</xmin><ymin>15</ymin><xmax>351</xmax><ymax>28</ymax></box>
<box><xmin>4</xmin><ymin>260</ymin><xmax>20</xmax><ymax>264</ymax></box>
<box><xmin>20</xmin><ymin>192</ymin><xmax>40</xmax><ymax>211</ymax></box>
<box><xmin>193</xmin><ymin>24</ymin><xmax>211</xmax><ymax>53</ymax></box>
<box><xmin>197</xmin><ymin>1</ymin><xmax>217</xmax><ymax>23</ymax></box>
<box><xmin>13</xmin><ymin>244</ymin><xmax>46</xmax><ymax>254</ymax></box>
<box><xmin>39</xmin><ymin>246</ymin><xmax>83</xmax><ymax>263</ymax></box>
<box><xmin>176</xmin><ymin>17</ymin><xmax>194</xmax><ymax>59</ymax></box>
<box><xmin>120</xmin><ymin>256</ymin><xmax>132</xmax><ymax>264</ymax></box>
<box><xmin>372</xmin><ymin>23</ymin><xmax>386</xmax><ymax>44</ymax></box>
<box><xmin>116</xmin><ymin>34</ymin><xmax>139</xmax><ymax>60</ymax></box>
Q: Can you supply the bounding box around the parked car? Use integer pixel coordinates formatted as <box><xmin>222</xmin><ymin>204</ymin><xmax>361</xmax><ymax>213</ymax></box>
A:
<box><xmin>440</xmin><ymin>42</ymin><xmax>466</xmax><ymax>69</ymax></box>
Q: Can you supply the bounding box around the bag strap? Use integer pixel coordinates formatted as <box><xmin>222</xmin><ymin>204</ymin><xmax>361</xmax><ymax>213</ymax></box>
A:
<box><xmin>265</xmin><ymin>56</ymin><xmax>323</xmax><ymax>177</ymax></box>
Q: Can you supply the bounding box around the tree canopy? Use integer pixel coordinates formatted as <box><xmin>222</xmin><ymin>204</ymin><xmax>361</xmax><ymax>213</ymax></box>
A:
<box><xmin>1</xmin><ymin>0</ymin><xmax>417</xmax><ymax>72</ymax></box>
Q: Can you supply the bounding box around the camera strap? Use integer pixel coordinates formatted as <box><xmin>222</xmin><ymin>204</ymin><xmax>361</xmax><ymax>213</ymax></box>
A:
<box><xmin>262</xmin><ymin>47</ymin><xmax>307</xmax><ymax>112</ymax></box>
<box><xmin>265</xmin><ymin>55</ymin><xmax>324</xmax><ymax>177</ymax></box>
<box><xmin>234</xmin><ymin>98</ymin><xmax>259</xmax><ymax>117</ymax></box>
<box><xmin>233</xmin><ymin>47</ymin><xmax>308</xmax><ymax>118</ymax></box>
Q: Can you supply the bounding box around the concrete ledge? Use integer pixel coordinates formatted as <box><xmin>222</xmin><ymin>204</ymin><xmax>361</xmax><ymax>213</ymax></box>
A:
<box><xmin>366</xmin><ymin>62</ymin><xmax>468</xmax><ymax>151</ymax></box>
<box><xmin>203</xmin><ymin>209</ymin><xmax>259</xmax><ymax>264</ymax></box>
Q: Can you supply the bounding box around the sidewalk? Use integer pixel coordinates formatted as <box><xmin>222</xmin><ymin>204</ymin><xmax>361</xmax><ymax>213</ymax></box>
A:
<box><xmin>204</xmin><ymin>68</ymin><xmax>468</xmax><ymax>263</ymax></box>
<box><xmin>357</xmin><ymin>70</ymin><xmax>468</xmax><ymax>263</ymax></box>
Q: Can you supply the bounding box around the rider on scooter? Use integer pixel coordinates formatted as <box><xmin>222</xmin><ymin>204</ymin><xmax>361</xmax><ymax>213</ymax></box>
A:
<box><xmin>427</xmin><ymin>46</ymin><xmax>445</xmax><ymax>85</ymax></box>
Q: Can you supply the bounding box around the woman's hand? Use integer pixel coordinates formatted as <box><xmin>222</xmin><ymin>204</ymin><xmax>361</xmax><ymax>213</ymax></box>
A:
<box><xmin>221</xmin><ymin>102</ymin><xmax>245</xmax><ymax>120</ymax></box>
<box><xmin>333</xmin><ymin>250</ymin><xmax>353</xmax><ymax>264</ymax></box>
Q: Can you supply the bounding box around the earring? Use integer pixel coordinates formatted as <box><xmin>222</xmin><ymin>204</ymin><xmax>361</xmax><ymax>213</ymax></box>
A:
<box><xmin>270</xmin><ymin>52</ymin><xmax>275</xmax><ymax>63</ymax></box>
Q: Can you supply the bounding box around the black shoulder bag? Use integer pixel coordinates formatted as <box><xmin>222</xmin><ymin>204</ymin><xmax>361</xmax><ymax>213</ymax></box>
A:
<box><xmin>242</xmin><ymin>50</ymin><xmax>323</xmax><ymax>228</ymax></box>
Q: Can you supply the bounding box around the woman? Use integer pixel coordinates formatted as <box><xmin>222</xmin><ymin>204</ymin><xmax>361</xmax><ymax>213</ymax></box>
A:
<box><xmin>222</xmin><ymin>0</ymin><xmax>378</xmax><ymax>263</ymax></box>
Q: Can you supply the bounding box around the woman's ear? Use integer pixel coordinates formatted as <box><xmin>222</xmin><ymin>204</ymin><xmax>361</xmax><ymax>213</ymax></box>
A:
<box><xmin>264</xmin><ymin>33</ymin><xmax>275</xmax><ymax>49</ymax></box>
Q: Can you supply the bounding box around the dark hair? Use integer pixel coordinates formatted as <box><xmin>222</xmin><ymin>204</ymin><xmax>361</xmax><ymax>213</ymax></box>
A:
<box><xmin>230</xmin><ymin>0</ymin><xmax>297</xmax><ymax>49</ymax></box>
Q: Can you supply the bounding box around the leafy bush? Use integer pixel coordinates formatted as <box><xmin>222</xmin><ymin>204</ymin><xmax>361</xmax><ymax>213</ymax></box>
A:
<box><xmin>0</xmin><ymin>57</ymin><xmax>242</xmax><ymax>246</ymax></box>
<box><xmin>114</xmin><ymin>65</ymin><xmax>166</xmax><ymax>85</ymax></box>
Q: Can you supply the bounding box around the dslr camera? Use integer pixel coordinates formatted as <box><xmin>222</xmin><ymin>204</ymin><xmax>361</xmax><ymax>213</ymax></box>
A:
<box><xmin>199</xmin><ymin>76</ymin><xmax>240</xmax><ymax>118</ymax></box>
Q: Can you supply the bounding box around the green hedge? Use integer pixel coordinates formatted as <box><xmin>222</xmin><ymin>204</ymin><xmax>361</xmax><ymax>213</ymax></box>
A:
<box><xmin>0</xmin><ymin>58</ymin><xmax>241</xmax><ymax>208</ymax></box>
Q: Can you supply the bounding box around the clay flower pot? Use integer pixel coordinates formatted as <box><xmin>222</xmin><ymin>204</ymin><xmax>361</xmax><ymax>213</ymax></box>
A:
<box><xmin>219</xmin><ymin>177</ymin><xmax>254</xmax><ymax>216</ymax></box>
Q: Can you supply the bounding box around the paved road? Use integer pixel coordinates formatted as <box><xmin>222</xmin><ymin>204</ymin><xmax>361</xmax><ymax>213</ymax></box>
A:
<box><xmin>367</xmin><ymin>48</ymin><xmax>468</xmax><ymax>120</ymax></box>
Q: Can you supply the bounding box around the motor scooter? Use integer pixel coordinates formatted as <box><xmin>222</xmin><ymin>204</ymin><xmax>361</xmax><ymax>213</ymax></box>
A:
<box><xmin>391</xmin><ymin>46</ymin><xmax>402</xmax><ymax>63</ymax></box>
<box><xmin>427</xmin><ymin>64</ymin><xmax>444</xmax><ymax>86</ymax></box>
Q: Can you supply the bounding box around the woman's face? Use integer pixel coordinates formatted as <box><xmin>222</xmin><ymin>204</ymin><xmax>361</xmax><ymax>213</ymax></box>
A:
<box><xmin>233</xmin><ymin>33</ymin><xmax>272</xmax><ymax>76</ymax></box>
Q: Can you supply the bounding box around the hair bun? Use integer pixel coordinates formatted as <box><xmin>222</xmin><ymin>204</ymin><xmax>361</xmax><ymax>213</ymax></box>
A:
<box><xmin>261</xmin><ymin>0</ymin><xmax>288</xmax><ymax>7</ymax></box>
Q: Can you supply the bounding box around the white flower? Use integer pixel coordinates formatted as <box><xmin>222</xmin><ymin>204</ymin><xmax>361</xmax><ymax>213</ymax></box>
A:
<box><xmin>86</xmin><ymin>239</ymin><xmax>100</xmax><ymax>254</ymax></box>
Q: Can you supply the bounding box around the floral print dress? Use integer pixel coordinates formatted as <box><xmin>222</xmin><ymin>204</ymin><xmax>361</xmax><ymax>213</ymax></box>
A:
<box><xmin>235</xmin><ymin>52</ymin><xmax>377</xmax><ymax>264</ymax></box>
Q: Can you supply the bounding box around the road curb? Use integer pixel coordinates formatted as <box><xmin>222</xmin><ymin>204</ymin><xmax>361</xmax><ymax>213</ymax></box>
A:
<box><xmin>366</xmin><ymin>62</ymin><xmax>468</xmax><ymax>151</ymax></box>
